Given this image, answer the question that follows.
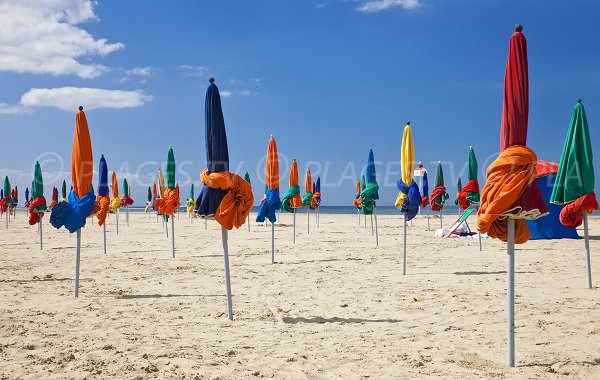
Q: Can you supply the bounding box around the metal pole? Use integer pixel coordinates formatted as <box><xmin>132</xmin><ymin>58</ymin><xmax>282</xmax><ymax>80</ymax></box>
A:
<box><xmin>507</xmin><ymin>218</ymin><xmax>515</xmax><ymax>367</ymax></box>
<box><xmin>171</xmin><ymin>215</ymin><xmax>175</xmax><ymax>258</ymax></box>
<box><xmin>39</xmin><ymin>216</ymin><xmax>43</xmax><ymax>250</ymax></box>
<box><xmin>126</xmin><ymin>206</ymin><xmax>129</xmax><ymax>226</ymax></box>
<box><xmin>477</xmin><ymin>206</ymin><xmax>482</xmax><ymax>251</ymax></box>
<box><xmin>247</xmin><ymin>215</ymin><xmax>250</xmax><ymax>232</ymax></box>
<box><xmin>293</xmin><ymin>208</ymin><xmax>296</xmax><ymax>244</ymax></box>
<box><xmin>116</xmin><ymin>209</ymin><xmax>119</xmax><ymax>235</ymax></box>
<box><xmin>165</xmin><ymin>217</ymin><xmax>169</xmax><ymax>238</ymax></box>
<box><xmin>370</xmin><ymin>214</ymin><xmax>374</xmax><ymax>236</ymax></box>
<box><xmin>403</xmin><ymin>217</ymin><xmax>407</xmax><ymax>275</ymax></box>
<box><xmin>74</xmin><ymin>229</ymin><xmax>81</xmax><ymax>298</ymax></box>
<box><xmin>307</xmin><ymin>207</ymin><xmax>310</xmax><ymax>234</ymax></box>
<box><xmin>221</xmin><ymin>227</ymin><xmax>233</xmax><ymax>320</ymax></box>
<box><xmin>103</xmin><ymin>223</ymin><xmax>107</xmax><ymax>255</ymax></box>
<box><xmin>427</xmin><ymin>214</ymin><xmax>430</xmax><ymax>231</ymax></box>
<box><xmin>419</xmin><ymin>175</ymin><xmax>423</xmax><ymax>216</ymax></box>
<box><xmin>374</xmin><ymin>205</ymin><xmax>379</xmax><ymax>247</ymax></box>
<box><xmin>204</xmin><ymin>218</ymin><xmax>207</xmax><ymax>230</ymax></box>
<box><xmin>584</xmin><ymin>212</ymin><xmax>592</xmax><ymax>289</ymax></box>
<box><xmin>357</xmin><ymin>209</ymin><xmax>360</xmax><ymax>225</ymax></box>
<box><xmin>271</xmin><ymin>221</ymin><xmax>275</xmax><ymax>264</ymax></box>
<box><xmin>440</xmin><ymin>208</ymin><xmax>443</xmax><ymax>230</ymax></box>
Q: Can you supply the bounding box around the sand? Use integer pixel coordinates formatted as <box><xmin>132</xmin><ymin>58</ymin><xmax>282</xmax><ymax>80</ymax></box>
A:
<box><xmin>0</xmin><ymin>210</ymin><xmax>599</xmax><ymax>379</ymax></box>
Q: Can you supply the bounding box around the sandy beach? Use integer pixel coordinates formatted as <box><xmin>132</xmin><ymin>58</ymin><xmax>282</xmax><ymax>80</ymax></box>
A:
<box><xmin>0</xmin><ymin>210</ymin><xmax>599</xmax><ymax>379</ymax></box>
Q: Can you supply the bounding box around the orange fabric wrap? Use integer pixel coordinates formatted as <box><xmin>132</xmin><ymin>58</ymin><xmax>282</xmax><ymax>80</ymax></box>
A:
<box><xmin>311</xmin><ymin>192</ymin><xmax>321</xmax><ymax>209</ymax></box>
<box><xmin>353</xmin><ymin>198</ymin><xmax>362</xmax><ymax>208</ymax></box>
<box><xmin>154</xmin><ymin>187</ymin><xmax>180</xmax><ymax>216</ymax></box>
<box><xmin>95</xmin><ymin>195</ymin><xmax>110</xmax><ymax>226</ymax></box>
<box><xmin>477</xmin><ymin>145</ymin><xmax>537</xmax><ymax>244</ymax></box>
<box><xmin>200</xmin><ymin>169</ymin><xmax>254</xmax><ymax>230</ymax></box>
<box><xmin>72</xmin><ymin>110</ymin><xmax>93</xmax><ymax>198</ymax></box>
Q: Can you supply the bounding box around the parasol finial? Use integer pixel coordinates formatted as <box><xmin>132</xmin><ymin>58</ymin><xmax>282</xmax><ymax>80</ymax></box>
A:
<box><xmin>470</xmin><ymin>145</ymin><xmax>473</xmax><ymax>149</ymax></box>
<box><xmin>406</xmin><ymin>121</ymin><xmax>411</xmax><ymax>126</ymax></box>
<box><xmin>270</xmin><ymin>134</ymin><xmax>273</xmax><ymax>138</ymax></box>
<box><xmin>209</xmin><ymin>77</ymin><xmax>215</xmax><ymax>83</ymax></box>
<box><xmin>577</xmin><ymin>99</ymin><xmax>582</xmax><ymax>103</ymax></box>
<box><xmin>78</xmin><ymin>106</ymin><xmax>83</xmax><ymax>111</ymax></box>
<box><xmin>514</xmin><ymin>24</ymin><xmax>523</xmax><ymax>32</ymax></box>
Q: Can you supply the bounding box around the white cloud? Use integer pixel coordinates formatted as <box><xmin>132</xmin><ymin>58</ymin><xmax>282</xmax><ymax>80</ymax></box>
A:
<box><xmin>356</xmin><ymin>0</ymin><xmax>420</xmax><ymax>13</ymax></box>
<box><xmin>219</xmin><ymin>89</ymin><xmax>252</xmax><ymax>98</ymax></box>
<box><xmin>126</xmin><ymin>66</ymin><xmax>152</xmax><ymax>77</ymax></box>
<box><xmin>0</xmin><ymin>103</ymin><xmax>26</xmax><ymax>115</ymax></box>
<box><xmin>19</xmin><ymin>87</ymin><xmax>152</xmax><ymax>111</ymax></box>
<box><xmin>179</xmin><ymin>64</ymin><xmax>207</xmax><ymax>78</ymax></box>
<box><xmin>0</xmin><ymin>0</ymin><xmax>124</xmax><ymax>78</ymax></box>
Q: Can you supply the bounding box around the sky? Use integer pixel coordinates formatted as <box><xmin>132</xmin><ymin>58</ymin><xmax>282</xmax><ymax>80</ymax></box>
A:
<box><xmin>1</xmin><ymin>0</ymin><xmax>599</xmax><ymax>206</ymax></box>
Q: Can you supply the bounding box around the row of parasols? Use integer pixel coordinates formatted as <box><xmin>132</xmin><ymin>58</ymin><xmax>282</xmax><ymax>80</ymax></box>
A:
<box><xmin>0</xmin><ymin>25</ymin><xmax>596</xmax><ymax>368</ymax></box>
<box><xmin>350</xmin><ymin>25</ymin><xmax>597</xmax><ymax>368</ymax></box>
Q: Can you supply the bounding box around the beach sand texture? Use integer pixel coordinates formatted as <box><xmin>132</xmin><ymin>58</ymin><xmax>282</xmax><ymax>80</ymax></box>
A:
<box><xmin>0</xmin><ymin>211</ymin><xmax>599</xmax><ymax>379</ymax></box>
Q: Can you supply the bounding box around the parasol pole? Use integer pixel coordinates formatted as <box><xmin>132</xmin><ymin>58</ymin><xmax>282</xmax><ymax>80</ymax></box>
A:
<box><xmin>204</xmin><ymin>218</ymin><xmax>207</xmax><ymax>230</ymax></box>
<box><xmin>374</xmin><ymin>203</ymin><xmax>379</xmax><ymax>247</ymax></box>
<box><xmin>171</xmin><ymin>215</ymin><xmax>175</xmax><ymax>258</ymax></box>
<box><xmin>440</xmin><ymin>208</ymin><xmax>443</xmax><ymax>229</ymax></box>
<box><xmin>507</xmin><ymin>218</ymin><xmax>515</xmax><ymax>367</ymax></box>
<box><xmin>165</xmin><ymin>216</ymin><xmax>169</xmax><ymax>238</ymax></box>
<box><xmin>156</xmin><ymin>211</ymin><xmax>158</xmax><ymax>223</ymax></box>
<box><xmin>403</xmin><ymin>216</ymin><xmax>407</xmax><ymax>275</ymax></box>
<box><xmin>247</xmin><ymin>214</ymin><xmax>250</xmax><ymax>232</ymax></box>
<box><xmin>426</xmin><ymin>214</ymin><xmax>430</xmax><ymax>231</ymax></box>
<box><xmin>477</xmin><ymin>205</ymin><xmax>482</xmax><ymax>251</ymax></box>
<box><xmin>103</xmin><ymin>223</ymin><xmax>106</xmax><ymax>255</ymax></box>
<box><xmin>39</xmin><ymin>215</ymin><xmax>43</xmax><ymax>250</ymax></box>
<box><xmin>126</xmin><ymin>205</ymin><xmax>129</xmax><ymax>226</ymax></box>
<box><xmin>74</xmin><ymin>229</ymin><xmax>82</xmax><ymax>298</ymax></box>
<box><xmin>357</xmin><ymin>209</ymin><xmax>360</xmax><ymax>225</ymax></box>
<box><xmin>293</xmin><ymin>208</ymin><xmax>296</xmax><ymax>244</ymax></box>
<box><xmin>271</xmin><ymin>221</ymin><xmax>275</xmax><ymax>264</ymax></box>
<box><xmin>584</xmin><ymin>212</ymin><xmax>592</xmax><ymax>288</ymax></box>
<box><xmin>307</xmin><ymin>207</ymin><xmax>310</xmax><ymax>234</ymax></box>
<box><xmin>116</xmin><ymin>209</ymin><xmax>119</xmax><ymax>235</ymax></box>
<box><xmin>221</xmin><ymin>227</ymin><xmax>233</xmax><ymax>320</ymax></box>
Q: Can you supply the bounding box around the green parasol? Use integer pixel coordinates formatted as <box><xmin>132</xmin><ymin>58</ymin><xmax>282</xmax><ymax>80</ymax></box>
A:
<box><xmin>454</xmin><ymin>177</ymin><xmax>462</xmax><ymax>206</ymax></box>
<box><xmin>467</xmin><ymin>147</ymin><xmax>480</xmax><ymax>204</ymax></box>
<box><xmin>244</xmin><ymin>172</ymin><xmax>251</xmax><ymax>185</ymax></box>
<box><xmin>167</xmin><ymin>146</ymin><xmax>176</xmax><ymax>189</ymax></box>
<box><xmin>550</xmin><ymin>100</ymin><xmax>594</xmax><ymax>203</ymax></box>
<box><xmin>122</xmin><ymin>179</ymin><xmax>129</xmax><ymax>197</ymax></box>
<box><xmin>61</xmin><ymin>180</ymin><xmax>67</xmax><ymax>199</ymax></box>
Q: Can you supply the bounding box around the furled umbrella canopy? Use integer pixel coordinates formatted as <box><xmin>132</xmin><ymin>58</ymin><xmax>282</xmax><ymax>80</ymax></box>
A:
<box><xmin>257</xmin><ymin>136</ymin><xmax>282</xmax><ymax>223</ymax></box>
<box><xmin>430</xmin><ymin>162</ymin><xmax>449</xmax><ymax>212</ymax></box>
<box><xmin>421</xmin><ymin>171</ymin><xmax>430</xmax><ymax>207</ymax></box>
<box><xmin>311</xmin><ymin>177</ymin><xmax>321</xmax><ymax>209</ymax></box>
<box><xmin>24</xmin><ymin>187</ymin><xmax>30</xmax><ymax>208</ymax></box>
<box><xmin>361</xmin><ymin>149</ymin><xmax>380</xmax><ymax>215</ymax></box>
<box><xmin>353</xmin><ymin>179</ymin><xmax>362</xmax><ymax>209</ymax></box>
<box><xmin>550</xmin><ymin>100</ymin><xmax>598</xmax><ymax>227</ymax></box>
<box><xmin>302</xmin><ymin>167</ymin><xmax>313</xmax><ymax>207</ymax></box>
<box><xmin>281</xmin><ymin>159</ymin><xmax>302</xmax><ymax>213</ymax></box>
<box><xmin>61</xmin><ymin>180</ymin><xmax>67</xmax><ymax>202</ymax></box>
<box><xmin>121</xmin><ymin>178</ymin><xmax>134</xmax><ymax>207</ymax></box>
<box><xmin>454</xmin><ymin>177</ymin><xmax>463</xmax><ymax>207</ymax></box>
<box><xmin>195</xmin><ymin>79</ymin><xmax>253</xmax><ymax>229</ymax></box>
<box><xmin>478</xmin><ymin>25</ymin><xmax>547</xmax><ymax>244</ymax></box>
<box><xmin>50</xmin><ymin>106</ymin><xmax>96</xmax><ymax>233</ymax></box>
<box><xmin>458</xmin><ymin>146</ymin><xmax>481</xmax><ymax>209</ymax></box>
<box><xmin>154</xmin><ymin>147</ymin><xmax>180</xmax><ymax>217</ymax></box>
<box><xmin>186</xmin><ymin>184</ymin><xmax>195</xmax><ymax>213</ymax></box>
<box><xmin>110</xmin><ymin>171</ymin><xmax>121</xmax><ymax>212</ymax></box>
<box><xmin>95</xmin><ymin>154</ymin><xmax>110</xmax><ymax>226</ymax></box>
<box><xmin>395</xmin><ymin>123</ymin><xmax>421</xmax><ymax>221</ymax></box>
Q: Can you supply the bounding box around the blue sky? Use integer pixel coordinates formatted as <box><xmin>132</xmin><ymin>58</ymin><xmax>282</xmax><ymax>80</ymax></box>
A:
<box><xmin>1</xmin><ymin>0</ymin><xmax>599</xmax><ymax>205</ymax></box>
